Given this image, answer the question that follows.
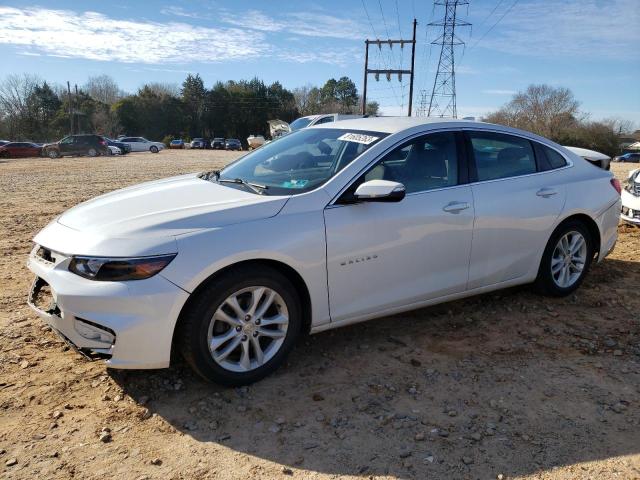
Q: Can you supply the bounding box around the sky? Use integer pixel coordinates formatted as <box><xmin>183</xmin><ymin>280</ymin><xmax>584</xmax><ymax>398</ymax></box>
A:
<box><xmin>0</xmin><ymin>0</ymin><xmax>638</xmax><ymax>124</ymax></box>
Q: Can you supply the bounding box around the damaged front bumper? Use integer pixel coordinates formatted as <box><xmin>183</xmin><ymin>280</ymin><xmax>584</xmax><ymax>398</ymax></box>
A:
<box><xmin>26</xmin><ymin>244</ymin><xmax>190</xmax><ymax>369</ymax></box>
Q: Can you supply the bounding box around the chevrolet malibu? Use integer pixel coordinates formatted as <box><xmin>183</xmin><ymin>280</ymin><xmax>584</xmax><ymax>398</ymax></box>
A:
<box><xmin>27</xmin><ymin>118</ymin><xmax>622</xmax><ymax>385</ymax></box>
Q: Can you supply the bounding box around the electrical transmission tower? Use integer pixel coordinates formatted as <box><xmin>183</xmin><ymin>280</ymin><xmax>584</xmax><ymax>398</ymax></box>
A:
<box><xmin>415</xmin><ymin>90</ymin><xmax>429</xmax><ymax>117</ymax></box>
<box><xmin>427</xmin><ymin>0</ymin><xmax>470</xmax><ymax>118</ymax></box>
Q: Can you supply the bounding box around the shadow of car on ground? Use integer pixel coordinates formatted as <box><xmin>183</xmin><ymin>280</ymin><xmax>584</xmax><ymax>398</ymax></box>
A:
<box><xmin>112</xmin><ymin>256</ymin><xmax>640</xmax><ymax>479</ymax></box>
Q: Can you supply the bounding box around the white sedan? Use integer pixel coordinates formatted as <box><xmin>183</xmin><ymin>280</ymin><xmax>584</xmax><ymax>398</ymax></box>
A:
<box><xmin>118</xmin><ymin>136</ymin><xmax>164</xmax><ymax>153</ymax></box>
<box><xmin>27</xmin><ymin>118</ymin><xmax>621</xmax><ymax>385</ymax></box>
<box><xmin>621</xmin><ymin>168</ymin><xmax>640</xmax><ymax>225</ymax></box>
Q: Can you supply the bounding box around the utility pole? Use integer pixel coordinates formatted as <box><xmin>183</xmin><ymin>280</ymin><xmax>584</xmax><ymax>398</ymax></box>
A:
<box><xmin>74</xmin><ymin>84</ymin><xmax>79</xmax><ymax>133</ymax></box>
<box><xmin>67</xmin><ymin>81</ymin><xmax>73</xmax><ymax>135</ymax></box>
<box><xmin>427</xmin><ymin>0</ymin><xmax>470</xmax><ymax>118</ymax></box>
<box><xmin>362</xmin><ymin>19</ymin><xmax>417</xmax><ymax>116</ymax></box>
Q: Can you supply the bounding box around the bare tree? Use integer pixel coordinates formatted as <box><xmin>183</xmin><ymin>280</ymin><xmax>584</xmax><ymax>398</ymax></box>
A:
<box><xmin>84</xmin><ymin>75</ymin><xmax>123</xmax><ymax>105</ymax></box>
<box><xmin>0</xmin><ymin>73</ymin><xmax>41</xmax><ymax>139</ymax></box>
<box><xmin>484</xmin><ymin>84</ymin><xmax>582</xmax><ymax>139</ymax></box>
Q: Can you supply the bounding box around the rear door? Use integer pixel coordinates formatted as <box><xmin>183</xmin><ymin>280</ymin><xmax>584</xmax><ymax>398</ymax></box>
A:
<box><xmin>465</xmin><ymin>129</ymin><xmax>566</xmax><ymax>289</ymax></box>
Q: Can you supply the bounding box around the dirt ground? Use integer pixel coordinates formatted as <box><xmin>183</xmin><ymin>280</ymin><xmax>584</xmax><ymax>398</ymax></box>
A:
<box><xmin>0</xmin><ymin>150</ymin><xmax>639</xmax><ymax>480</ymax></box>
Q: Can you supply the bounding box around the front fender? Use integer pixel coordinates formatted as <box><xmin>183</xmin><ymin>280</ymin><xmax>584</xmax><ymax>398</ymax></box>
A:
<box><xmin>161</xmin><ymin>211</ymin><xmax>330</xmax><ymax>327</ymax></box>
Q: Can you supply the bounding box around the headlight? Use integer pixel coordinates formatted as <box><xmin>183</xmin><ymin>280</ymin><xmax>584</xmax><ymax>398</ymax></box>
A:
<box><xmin>68</xmin><ymin>254</ymin><xmax>176</xmax><ymax>281</ymax></box>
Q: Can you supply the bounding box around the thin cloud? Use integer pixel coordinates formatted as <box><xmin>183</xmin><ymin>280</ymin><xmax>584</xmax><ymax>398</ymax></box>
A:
<box><xmin>473</xmin><ymin>0</ymin><xmax>640</xmax><ymax>59</ymax></box>
<box><xmin>160</xmin><ymin>6</ymin><xmax>204</xmax><ymax>19</ymax></box>
<box><xmin>483</xmin><ymin>89</ymin><xmax>517</xmax><ymax>95</ymax></box>
<box><xmin>0</xmin><ymin>6</ymin><xmax>266</xmax><ymax>64</ymax></box>
<box><xmin>220</xmin><ymin>9</ymin><xmax>367</xmax><ymax>40</ymax></box>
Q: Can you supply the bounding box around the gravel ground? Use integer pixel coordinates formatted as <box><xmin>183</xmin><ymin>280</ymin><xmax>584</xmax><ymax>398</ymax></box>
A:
<box><xmin>0</xmin><ymin>150</ymin><xmax>639</xmax><ymax>479</ymax></box>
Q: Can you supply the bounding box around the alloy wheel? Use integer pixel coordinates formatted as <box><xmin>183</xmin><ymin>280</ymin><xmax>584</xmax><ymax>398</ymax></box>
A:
<box><xmin>207</xmin><ymin>286</ymin><xmax>289</xmax><ymax>373</ymax></box>
<box><xmin>550</xmin><ymin>231</ymin><xmax>587</xmax><ymax>288</ymax></box>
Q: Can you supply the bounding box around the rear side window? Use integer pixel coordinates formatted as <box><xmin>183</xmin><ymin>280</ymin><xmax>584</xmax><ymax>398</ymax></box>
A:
<box><xmin>315</xmin><ymin>116</ymin><xmax>335</xmax><ymax>125</ymax></box>
<box><xmin>469</xmin><ymin>131</ymin><xmax>536</xmax><ymax>181</ymax></box>
<box><xmin>537</xmin><ymin>144</ymin><xmax>567</xmax><ymax>170</ymax></box>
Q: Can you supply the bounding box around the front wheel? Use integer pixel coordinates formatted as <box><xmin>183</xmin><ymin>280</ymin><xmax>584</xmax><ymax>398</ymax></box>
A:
<box><xmin>178</xmin><ymin>266</ymin><xmax>301</xmax><ymax>385</ymax></box>
<box><xmin>47</xmin><ymin>149</ymin><xmax>60</xmax><ymax>159</ymax></box>
<box><xmin>150</xmin><ymin>146</ymin><xmax>159</xmax><ymax>153</ymax></box>
<box><xmin>534</xmin><ymin>220</ymin><xmax>594</xmax><ymax>296</ymax></box>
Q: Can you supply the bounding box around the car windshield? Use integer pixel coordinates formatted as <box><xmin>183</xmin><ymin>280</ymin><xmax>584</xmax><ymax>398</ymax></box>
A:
<box><xmin>217</xmin><ymin>128</ymin><xmax>387</xmax><ymax>195</ymax></box>
<box><xmin>289</xmin><ymin>117</ymin><xmax>314</xmax><ymax>131</ymax></box>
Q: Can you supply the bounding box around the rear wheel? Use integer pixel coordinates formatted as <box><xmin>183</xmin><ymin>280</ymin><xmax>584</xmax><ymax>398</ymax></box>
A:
<box><xmin>47</xmin><ymin>149</ymin><xmax>60</xmax><ymax>159</ymax></box>
<box><xmin>535</xmin><ymin>220</ymin><xmax>594</xmax><ymax>296</ymax></box>
<box><xmin>0</xmin><ymin>151</ymin><xmax>9</xmax><ymax>158</ymax></box>
<box><xmin>87</xmin><ymin>148</ymin><xmax>98</xmax><ymax>157</ymax></box>
<box><xmin>178</xmin><ymin>266</ymin><xmax>301</xmax><ymax>385</ymax></box>
<box><xmin>150</xmin><ymin>146</ymin><xmax>159</xmax><ymax>153</ymax></box>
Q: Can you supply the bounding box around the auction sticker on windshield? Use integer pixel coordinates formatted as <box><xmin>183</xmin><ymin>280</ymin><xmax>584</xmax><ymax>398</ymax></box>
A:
<box><xmin>337</xmin><ymin>133</ymin><xmax>379</xmax><ymax>145</ymax></box>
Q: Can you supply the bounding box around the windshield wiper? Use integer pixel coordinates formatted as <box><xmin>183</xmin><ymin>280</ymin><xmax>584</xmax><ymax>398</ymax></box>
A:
<box><xmin>218</xmin><ymin>177</ymin><xmax>269</xmax><ymax>195</ymax></box>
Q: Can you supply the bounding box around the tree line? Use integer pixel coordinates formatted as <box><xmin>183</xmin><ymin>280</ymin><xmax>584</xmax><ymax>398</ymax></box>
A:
<box><xmin>0</xmin><ymin>73</ymin><xmax>377</xmax><ymax>144</ymax></box>
<box><xmin>483</xmin><ymin>84</ymin><xmax>636</xmax><ymax>157</ymax></box>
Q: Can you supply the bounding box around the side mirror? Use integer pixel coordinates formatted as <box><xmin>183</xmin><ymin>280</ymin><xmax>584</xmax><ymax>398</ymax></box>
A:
<box><xmin>354</xmin><ymin>180</ymin><xmax>406</xmax><ymax>202</ymax></box>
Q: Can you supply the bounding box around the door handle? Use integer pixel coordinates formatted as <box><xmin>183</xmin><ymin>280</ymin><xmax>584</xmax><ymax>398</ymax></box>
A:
<box><xmin>536</xmin><ymin>188</ymin><xmax>558</xmax><ymax>198</ymax></box>
<box><xmin>442</xmin><ymin>201</ymin><xmax>470</xmax><ymax>214</ymax></box>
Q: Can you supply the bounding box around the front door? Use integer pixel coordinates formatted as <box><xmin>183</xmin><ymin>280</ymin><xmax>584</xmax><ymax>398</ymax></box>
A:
<box><xmin>324</xmin><ymin>131</ymin><xmax>474</xmax><ymax>323</ymax></box>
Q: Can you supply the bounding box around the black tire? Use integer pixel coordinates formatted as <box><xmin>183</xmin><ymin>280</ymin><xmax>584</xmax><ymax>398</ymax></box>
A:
<box><xmin>534</xmin><ymin>219</ymin><xmax>594</xmax><ymax>297</ymax></box>
<box><xmin>150</xmin><ymin>146</ymin><xmax>159</xmax><ymax>153</ymax></box>
<box><xmin>47</xmin><ymin>149</ymin><xmax>60</xmax><ymax>159</ymax></box>
<box><xmin>0</xmin><ymin>151</ymin><xmax>9</xmax><ymax>158</ymax></box>
<box><xmin>87</xmin><ymin>147</ymin><xmax>97</xmax><ymax>157</ymax></box>
<box><xmin>178</xmin><ymin>265</ymin><xmax>302</xmax><ymax>386</ymax></box>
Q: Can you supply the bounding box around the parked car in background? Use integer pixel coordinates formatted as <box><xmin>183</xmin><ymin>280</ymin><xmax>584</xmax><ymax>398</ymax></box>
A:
<box><xmin>288</xmin><ymin>114</ymin><xmax>367</xmax><ymax>132</ymax></box>
<box><xmin>211</xmin><ymin>138</ymin><xmax>226</xmax><ymax>149</ymax></box>
<box><xmin>564</xmin><ymin>146</ymin><xmax>611</xmax><ymax>170</ymax></box>
<box><xmin>119</xmin><ymin>137</ymin><xmax>165</xmax><ymax>153</ymax></box>
<box><xmin>191</xmin><ymin>138</ymin><xmax>210</xmax><ymax>149</ymax></box>
<box><xmin>26</xmin><ymin>117</ymin><xmax>621</xmax><ymax>385</ymax></box>
<box><xmin>225</xmin><ymin>138</ymin><xmax>242</xmax><ymax>151</ymax></box>
<box><xmin>169</xmin><ymin>139</ymin><xmax>185</xmax><ymax>149</ymax></box>
<box><xmin>107</xmin><ymin>145</ymin><xmax>122</xmax><ymax>155</ymax></box>
<box><xmin>0</xmin><ymin>142</ymin><xmax>43</xmax><ymax>158</ymax></box>
<box><xmin>613</xmin><ymin>152</ymin><xmax>640</xmax><ymax>163</ymax></box>
<box><xmin>42</xmin><ymin>134</ymin><xmax>109</xmax><ymax>158</ymax></box>
<box><xmin>104</xmin><ymin>137</ymin><xmax>131</xmax><ymax>154</ymax></box>
<box><xmin>247</xmin><ymin>135</ymin><xmax>265</xmax><ymax>150</ymax></box>
<box><xmin>621</xmin><ymin>168</ymin><xmax>640</xmax><ymax>226</ymax></box>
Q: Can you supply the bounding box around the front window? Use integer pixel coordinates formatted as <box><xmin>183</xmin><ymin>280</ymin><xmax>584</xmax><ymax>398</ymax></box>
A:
<box><xmin>218</xmin><ymin>128</ymin><xmax>387</xmax><ymax>195</ymax></box>
<box><xmin>355</xmin><ymin>131</ymin><xmax>459</xmax><ymax>194</ymax></box>
<box><xmin>289</xmin><ymin>117</ymin><xmax>314</xmax><ymax>131</ymax></box>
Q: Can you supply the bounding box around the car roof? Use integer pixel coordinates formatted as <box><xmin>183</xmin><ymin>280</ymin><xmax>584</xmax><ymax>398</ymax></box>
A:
<box><xmin>311</xmin><ymin>116</ymin><xmax>476</xmax><ymax>133</ymax></box>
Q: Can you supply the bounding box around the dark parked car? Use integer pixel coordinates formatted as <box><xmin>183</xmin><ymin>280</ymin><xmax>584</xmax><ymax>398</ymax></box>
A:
<box><xmin>190</xmin><ymin>138</ymin><xmax>210</xmax><ymax>149</ymax></box>
<box><xmin>225</xmin><ymin>138</ymin><xmax>242</xmax><ymax>151</ymax></box>
<box><xmin>169</xmin><ymin>139</ymin><xmax>185</xmax><ymax>149</ymax></box>
<box><xmin>104</xmin><ymin>137</ymin><xmax>131</xmax><ymax>154</ymax></box>
<box><xmin>211</xmin><ymin>138</ymin><xmax>225</xmax><ymax>149</ymax></box>
<box><xmin>42</xmin><ymin>134</ymin><xmax>109</xmax><ymax>158</ymax></box>
<box><xmin>613</xmin><ymin>152</ymin><xmax>640</xmax><ymax>163</ymax></box>
<box><xmin>0</xmin><ymin>142</ymin><xmax>42</xmax><ymax>158</ymax></box>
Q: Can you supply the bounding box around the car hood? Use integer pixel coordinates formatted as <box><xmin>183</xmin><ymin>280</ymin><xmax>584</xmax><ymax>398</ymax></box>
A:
<box><xmin>57</xmin><ymin>173</ymin><xmax>289</xmax><ymax>237</ymax></box>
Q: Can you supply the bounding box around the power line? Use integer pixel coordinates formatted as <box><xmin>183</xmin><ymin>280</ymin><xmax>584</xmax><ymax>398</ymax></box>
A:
<box><xmin>469</xmin><ymin>0</ymin><xmax>519</xmax><ymax>51</ymax></box>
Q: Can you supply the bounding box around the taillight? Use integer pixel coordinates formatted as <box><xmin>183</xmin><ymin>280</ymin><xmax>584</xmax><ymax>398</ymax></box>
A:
<box><xmin>99</xmin><ymin>140</ymin><xmax>106</xmax><ymax>145</ymax></box>
<box><xmin>610</xmin><ymin>178</ymin><xmax>621</xmax><ymax>195</ymax></box>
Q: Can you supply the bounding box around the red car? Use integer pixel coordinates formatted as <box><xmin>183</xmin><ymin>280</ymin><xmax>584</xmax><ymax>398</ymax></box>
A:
<box><xmin>0</xmin><ymin>142</ymin><xmax>42</xmax><ymax>158</ymax></box>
